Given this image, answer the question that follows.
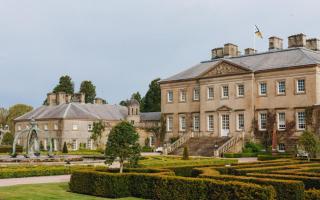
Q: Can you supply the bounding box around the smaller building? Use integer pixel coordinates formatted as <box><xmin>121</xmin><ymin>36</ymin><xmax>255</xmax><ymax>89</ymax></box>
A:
<box><xmin>14</xmin><ymin>92</ymin><xmax>161</xmax><ymax>151</ymax></box>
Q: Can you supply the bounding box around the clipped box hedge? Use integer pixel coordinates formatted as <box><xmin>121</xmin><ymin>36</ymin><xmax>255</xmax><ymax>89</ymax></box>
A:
<box><xmin>248</xmin><ymin>172</ymin><xmax>320</xmax><ymax>190</ymax></box>
<box><xmin>258</xmin><ymin>154</ymin><xmax>293</xmax><ymax>161</ymax></box>
<box><xmin>224</xmin><ymin>152</ymin><xmax>257</xmax><ymax>158</ymax></box>
<box><xmin>197</xmin><ymin>168</ymin><xmax>304</xmax><ymax>200</ymax></box>
<box><xmin>0</xmin><ymin>145</ymin><xmax>23</xmax><ymax>153</ymax></box>
<box><xmin>0</xmin><ymin>165</ymin><xmax>91</xmax><ymax>179</ymax></box>
<box><xmin>69</xmin><ymin>169</ymin><xmax>276</xmax><ymax>200</ymax></box>
<box><xmin>305</xmin><ymin>189</ymin><xmax>320</xmax><ymax>200</ymax></box>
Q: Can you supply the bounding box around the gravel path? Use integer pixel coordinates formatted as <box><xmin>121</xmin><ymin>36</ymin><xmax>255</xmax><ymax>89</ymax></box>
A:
<box><xmin>0</xmin><ymin>175</ymin><xmax>71</xmax><ymax>187</ymax></box>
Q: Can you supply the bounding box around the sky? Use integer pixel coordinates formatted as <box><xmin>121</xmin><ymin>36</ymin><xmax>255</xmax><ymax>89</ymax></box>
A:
<box><xmin>1</xmin><ymin>0</ymin><xmax>320</xmax><ymax>108</ymax></box>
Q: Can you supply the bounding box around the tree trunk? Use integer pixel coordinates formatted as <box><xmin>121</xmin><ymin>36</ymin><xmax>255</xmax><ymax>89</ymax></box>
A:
<box><xmin>119</xmin><ymin>160</ymin><xmax>123</xmax><ymax>173</ymax></box>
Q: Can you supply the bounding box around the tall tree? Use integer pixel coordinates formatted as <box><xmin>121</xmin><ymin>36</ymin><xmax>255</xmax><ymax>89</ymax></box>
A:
<box><xmin>7</xmin><ymin>104</ymin><xmax>33</xmax><ymax>132</ymax></box>
<box><xmin>53</xmin><ymin>75</ymin><xmax>74</xmax><ymax>94</ymax></box>
<box><xmin>141</xmin><ymin>78</ymin><xmax>161</xmax><ymax>112</ymax></box>
<box><xmin>0</xmin><ymin>108</ymin><xmax>9</xmax><ymax>126</ymax></box>
<box><xmin>299</xmin><ymin>131</ymin><xmax>320</xmax><ymax>160</ymax></box>
<box><xmin>79</xmin><ymin>80</ymin><xmax>96</xmax><ymax>103</ymax></box>
<box><xmin>90</xmin><ymin>120</ymin><xmax>105</xmax><ymax>149</ymax></box>
<box><xmin>131</xmin><ymin>92</ymin><xmax>142</xmax><ymax>104</ymax></box>
<box><xmin>105</xmin><ymin>121</ymin><xmax>141</xmax><ymax>173</ymax></box>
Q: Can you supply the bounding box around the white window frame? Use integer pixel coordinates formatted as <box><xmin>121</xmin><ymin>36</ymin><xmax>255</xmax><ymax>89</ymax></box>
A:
<box><xmin>237</xmin><ymin>84</ymin><xmax>245</xmax><ymax>97</ymax></box>
<box><xmin>277</xmin><ymin>112</ymin><xmax>286</xmax><ymax>130</ymax></box>
<box><xmin>179</xmin><ymin>115</ymin><xmax>186</xmax><ymax>131</ymax></box>
<box><xmin>259</xmin><ymin>112</ymin><xmax>267</xmax><ymax>131</ymax></box>
<box><xmin>88</xmin><ymin>124</ymin><xmax>93</xmax><ymax>131</ymax></box>
<box><xmin>87</xmin><ymin>139</ymin><xmax>93</xmax><ymax>150</ymax></box>
<box><xmin>296</xmin><ymin>79</ymin><xmax>305</xmax><ymax>93</ymax></box>
<box><xmin>179</xmin><ymin>89</ymin><xmax>186</xmax><ymax>102</ymax></box>
<box><xmin>72</xmin><ymin>124</ymin><xmax>78</xmax><ymax>131</ymax></box>
<box><xmin>278</xmin><ymin>143</ymin><xmax>286</xmax><ymax>152</ymax></box>
<box><xmin>259</xmin><ymin>82</ymin><xmax>267</xmax><ymax>96</ymax></box>
<box><xmin>207</xmin><ymin>115</ymin><xmax>214</xmax><ymax>131</ymax></box>
<box><xmin>296</xmin><ymin>111</ymin><xmax>306</xmax><ymax>130</ymax></box>
<box><xmin>72</xmin><ymin>139</ymin><xmax>78</xmax><ymax>151</ymax></box>
<box><xmin>167</xmin><ymin>90</ymin><xmax>173</xmax><ymax>103</ymax></box>
<box><xmin>54</xmin><ymin>123</ymin><xmax>58</xmax><ymax>130</ymax></box>
<box><xmin>237</xmin><ymin>113</ymin><xmax>245</xmax><ymax>131</ymax></box>
<box><xmin>44</xmin><ymin>124</ymin><xmax>48</xmax><ymax>131</ymax></box>
<box><xmin>207</xmin><ymin>87</ymin><xmax>214</xmax><ymax>100</ymax></box>
<box><xmin>277</xmin><ymin>81</ymin><xmax>286</xmax><ymax>95</ymax></box>
<box><xmin>193</xmin><ymin>88</ymin><xmax>200</xmax><ymax>101</ymax></box>
<box><xmin>193</xmin><ymin>114</ymin><xmax>200</xmax><ymax>131</ymax></box>
<box><xmin>166</xmin><ymin>116</ymin><xmax>173</xmax><ymax>132</ymax></box>
<box><xmin>221</xmin><ymin>85</ymin><xmax>229</xmax><ymax>98</ymax></box>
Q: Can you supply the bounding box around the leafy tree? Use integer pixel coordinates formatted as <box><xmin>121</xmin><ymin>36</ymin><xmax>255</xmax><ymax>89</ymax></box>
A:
<box><xmin>131</xmin><ymin>92</ymin><xmax>142</xmax><ymax>104</ymax></box>
<box><xmin>90</xmin><ymin>121</ymin><xmax>105</xmax><ymax>148</ymax></box>
<box><xmin>119</xmin><ymin>100</ymin><xmax>128</xmax><ymax>106</ymax></box>
<box><xmin>0</xmin><ymin>108</ymin><xmax>9</xmax><ymax>127</ymax></box>
<box><xmin>298</xmin><ymin>131</ymin><xmax>320</xmax><ymax>160</ymax></box>
<box><xmin>53</xmin><ymin>75</ymin><xmax>74</xmax><ymax>94</ymax></box>
<box><xmin>7</xmin><ymin>104</ymin><xmax>33</xmax><ymax>132</ymax></box>
<box><xmin>62</xmin><ymin>142</ymin><xmax>68</xmax><ymax>153</ymax></box>
<box><xmin>141</xmin><ymin>78</ymin><xmax>161</xmax><ymax>112</ymax></box>
<box><xmin>2</xmin><ymin>132</ymin><xmax>13</xmax><ymax>145</ymax></box>
<box><xmin>145</xmin><ymin>114</ymin><xmax>166</xmax><ymax>147</ymax></box>
<box><xmin>105</xmin><ymin>121</ymin><xmax>141</xmax><ymax>173</ymax></box>
<box><xmin>80</xmin><ymin>80</ymin><xmax>96</xmax><ymax>103</ymax></box>
<box><xmin>182</xmin><ymin>146</ymin><xmax>189</xmax><ymax>160</ymax></box>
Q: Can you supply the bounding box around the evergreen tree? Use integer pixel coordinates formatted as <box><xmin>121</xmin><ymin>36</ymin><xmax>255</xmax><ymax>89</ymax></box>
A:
<box><xmin>141</xmin><ymin>78</ymin><xmax>161</xmax><ymax>112</ymax></box>
<box><xmin>53</xmin><ymin>75</ymin><xmax>74</xmax><ymax>94</ymax></box>
<box><xmin>80</xmin><ymin>80</ymin><xmax>96</xmax><ymax>103</ymax></box>
<box><xmin>182</xmin><ymin>146</ymin><xmax>189</xmax><ymax>160</ymax></box>
<box><xmin>62</xmin><ymin>142</ymin><xmax>68</xmax><ymax>153</ymax></box>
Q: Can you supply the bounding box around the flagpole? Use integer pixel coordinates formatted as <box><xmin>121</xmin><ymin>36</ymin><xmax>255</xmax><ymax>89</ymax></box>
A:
<box><xmin>253</xmin><ymin>25</ymin><xmax>256</xmax><ymax>51</ymax></box>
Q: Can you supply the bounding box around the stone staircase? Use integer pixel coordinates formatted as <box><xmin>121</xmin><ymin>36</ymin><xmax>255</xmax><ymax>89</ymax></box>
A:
<box><xmin>170</xmin><ymin>136</ymin><xmax>230</xmax><ymax>157</ymax></box>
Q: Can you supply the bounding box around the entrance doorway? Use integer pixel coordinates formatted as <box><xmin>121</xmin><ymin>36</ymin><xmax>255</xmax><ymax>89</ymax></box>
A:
<box><xmin>220</xmin><ymin>114</ymin><xmax>230</xmax><ymax>137</ymax></box>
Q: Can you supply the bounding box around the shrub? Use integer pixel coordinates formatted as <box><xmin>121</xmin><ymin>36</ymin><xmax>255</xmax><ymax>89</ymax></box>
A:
<box><xmin>69</xmin><ymin>169</ymin><xmax>276</xmax><ymax>200</ymax></box>
<box><xmin>62</xmin><ymin>142</ymin><xmax>68</xmax><ymax>153</ymax></box>
<box><xmin>258</xmin><ymin>154</ymin><xmax>293</xmax><ymax>161</ymax></box>
<box><xmin>182</xmin><ymin>146</ymin><xmax>189</xmax><ymax>160</ymax></box>
<box><xmin>224</xmin><ymin>152</ymin><xmax>257</xmax><ymax>158</ymax></box>
<box><xmin>1</xmin><ymin>132</ymin><xmax>14</xmax><ymax>145</ymax></box>
<box><xmin>305</xmin><ymin>189</ymin><xmax>320</xmax><ymax>200</ymax></box>
<box><xmin>248</xmin><ymin>173</ymin><xmax>320</xmax><ymax>190</ymax></box>
<box><xmin>199</xmin><ymin>170</ymin><xmax>304</xmax><ymax>200</ymax></box>
<box><xmin>169</xmin><ymin>136</ymin><xmax>179</xmax><ymax>144</ymax></box>
<box><xmin>141</xmin><ymin>146</ymin><xmax>154</xmax><ymax>152</ymax></box>
<box><xmin>244</xmin><ymin>142</ymin><xmax>264</xmax><ymax>153</ymax></box>
<box><xmin>0</xmin><ymin>145</ymin><xmax>22</xmax><ymax>153</ymax></box>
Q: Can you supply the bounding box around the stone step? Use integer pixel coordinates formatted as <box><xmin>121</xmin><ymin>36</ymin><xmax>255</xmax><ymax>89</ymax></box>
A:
<box><xmin>170</xmin><ymin>136</ymin><xmax>230</xmax><ymax>157</ymax></box>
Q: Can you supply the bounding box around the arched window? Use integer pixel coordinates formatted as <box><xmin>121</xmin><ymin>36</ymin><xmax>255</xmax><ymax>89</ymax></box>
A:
<box><xmin>136</xmin><ymin>108</ymin><xmax>139</xmax><ymax>115</ymax></box>
<box><xmin>131</xmin><ymin>108</ymin><xmax>134</xmax><ymax>115</ymax></box>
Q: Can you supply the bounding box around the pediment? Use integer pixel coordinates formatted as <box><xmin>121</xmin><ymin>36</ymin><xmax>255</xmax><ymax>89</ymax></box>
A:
<box><xmin>200</xmin><ymin>61</ymin><xmax>250</xmax><ymax>78</ymax></box>
<box><xmin>217</xmin><ymin>105</ymin><xmax>232</xmax><ymax>111</ymax></box>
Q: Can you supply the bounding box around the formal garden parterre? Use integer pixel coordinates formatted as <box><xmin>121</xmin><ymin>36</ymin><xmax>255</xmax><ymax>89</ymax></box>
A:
<box><xmin>69</xmin><ymin>159</ymin><xmax>320</xmax><ymax>200</ymax></box>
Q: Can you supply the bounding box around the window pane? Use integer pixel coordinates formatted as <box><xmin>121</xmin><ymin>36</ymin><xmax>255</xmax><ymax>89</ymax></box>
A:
<box><xmin>222</xmin><ymin>86</ymin><xmax>229</xmax><ymax>98</ymax></box>
<box><xmin>207</xmin><ymin>87</ymin><xmax>214</xmax><ymax>99</ymax></box>
<box><xmin>208</xmin><ymin>115</ymin><xmax>214</xmax><ymax>131</ymax></box>
<box><xmin>260</xmin><ymin>113</ymin><xmax>267</xmax><ymax>130</ymax></box>
<box><xmin>278</xmin><ymin>81</ymin><xmax>286</xmax><ymax>94</ymax></box>
<box><xmin>278</xmin><ymin>112</ymin><xmax>286</xmax><ymax>129</ymax></box>
<box><xmin>260</xmin><ymin>83</ymin><xmax>267</xmax><ymax>95</ymax></box>
<box><xmin>193</xmin><ymin>88</ymin><xmax>200</xmax><ymax>100</ymax></box>
<box><xmin>297</xmin><ymin>112</ymin><xmax>306</xmax><ymax>129</ymax></box>
<box><xmin>297</xmin><ymin>80</ymin><xmax>305</xmax><ymax>93</ymax></box>
<box><xmin>167</xmin><ymin>91</ymin><xmax>173</xmax><ymax>102</ymax></box>
<box><xmin>238</xmin><ymin>114</ymin><xmax>244</xmax><ymax>130</ymax></box>
<box><xmin>238</xmin><ymin>85</ymin><xmax>244</xmax><ymax>96</ymax></box>
<box><xmin>193</xmin><ymin>115</ymin><xmax>200</xmax><ymax>131</ymax></box>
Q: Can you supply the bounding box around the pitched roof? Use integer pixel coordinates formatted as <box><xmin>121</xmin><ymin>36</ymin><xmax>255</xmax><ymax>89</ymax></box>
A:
<box><xmin>161</xmin><ymin>48</ymin><xmax>320</xmax><ymax>83</ymax></box>
<box><xmin>15</xmin><ymin>103</ymin><xmax>128</xmax><ymax>121</ymax></box>
<box><xmin>140</xmin><ymin>112</ymin><xmax>161</xmax><ymax>121</ymax></box>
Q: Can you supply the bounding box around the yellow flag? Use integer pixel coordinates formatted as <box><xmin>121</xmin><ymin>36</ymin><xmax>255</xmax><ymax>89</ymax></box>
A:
<box><xmin>255</xmin><ymin>25</ymin><xmax>263</xmax><ymax>39</ymax></box>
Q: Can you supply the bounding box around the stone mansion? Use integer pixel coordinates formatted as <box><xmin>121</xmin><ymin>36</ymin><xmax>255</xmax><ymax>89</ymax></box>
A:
<box><xmin>14</xmin><ymin>92</ymin><xmax>160</xmax><ymax>151</ymax></box>
<box><xmin>160</xmin><ymin>33</ymin><xmax>320</xmax><ymax>153</ymax></box>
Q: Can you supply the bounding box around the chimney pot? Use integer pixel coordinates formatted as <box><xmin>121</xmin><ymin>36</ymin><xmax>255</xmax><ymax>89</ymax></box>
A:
<box><xmin>288</xmin><ymin>33</ymin><xmax>306</xmax><ymax>48</ymax></box>
<box><xmin>244</xmin><ymin>48</ymin><xmax>256</xmax><ymax>55</ymax></box>
<box><xmin>306</xmin><ymin>38</ymin><xmax>320</xmax><ymax>51</ymax></box>
<box><xmin>269</xmin><ymin>36</ymin><xmax>283</xmax><ymax>50</ymax></box>
<box><xmin>223</xmin><ymin>43</ymin><xmax>238</xmax><ymax>57</ymax></box>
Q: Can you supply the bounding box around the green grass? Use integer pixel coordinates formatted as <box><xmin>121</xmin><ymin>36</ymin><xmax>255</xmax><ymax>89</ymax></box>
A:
<box><xmin>138</xmin><ymin>155</ymin><xmax>237</xmax><ymax>168</ymax></box>
<box><xmin>0</xmin><ymin>182</ymin><xmax>142</xmax><ymax>200</ymax></box>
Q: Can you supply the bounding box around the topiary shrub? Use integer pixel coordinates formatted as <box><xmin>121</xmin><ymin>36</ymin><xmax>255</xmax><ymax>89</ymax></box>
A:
<box><xmin>305</xmin><ymin>189</ymin><xmax>320</xmax><ymax>200</ymax></box>
<box><xmin>182</xmin><ymin>146</ymin><xmax>189</xmax><ymax>160</ymax></box>
<box><xmin>62</xmin><ymin>142</ymin><xmax>68</xmax><ymax>153</ymax></box>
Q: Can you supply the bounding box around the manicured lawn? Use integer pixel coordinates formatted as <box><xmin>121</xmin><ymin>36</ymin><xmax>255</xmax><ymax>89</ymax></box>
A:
<box><xmin>138</xmin><ymin>155</ymin><xmax>237</xmax><ymax>168</ymax></box>
<box><xmin>0</xmin><ymin>182</ymin><xmax>142</xmax><ymax>200</ymax></box>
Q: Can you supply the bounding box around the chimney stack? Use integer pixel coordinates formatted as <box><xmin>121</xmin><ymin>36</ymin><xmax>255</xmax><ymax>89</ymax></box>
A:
<box><xmin>306</xmin><ymin>38</ymin><xmax>320</xmax><ymax>51</ymax></box>
<box><xmin>269</xmin><ymin>36</ymin><xmax>283</xmax><ymax>50</ymax></box>
<box><xmin>57</xmin><ymin>92</ymin><xmax>66</xmax><ymax>105</ymax></box>
<box><xmin>94</xmin><ymin>98</ymin><xmax>104</xmax><ymax>104</ymax></box>
<box><xmin>288</xmin><ymin>33</ymin><xmax>306</xmax><ymax>48</ymax></box>
<box><xmin>223</xmin><ymin>43</ymin><xmax>238</xmax><ymax>57</ymax></box>
<box><xmin>244</xmin><ymin>48</ymin><xmax>255</xmax><ymax>55</ymax></box>
<box><xmin>211</xmin><ymin>47</ymin><xmax>224</xmax><ymax>59</ymax></box>
<box><xmin>47</xmin><ymin>93</ymin><xmax>57</xmax><ymax>106</ymax></box>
